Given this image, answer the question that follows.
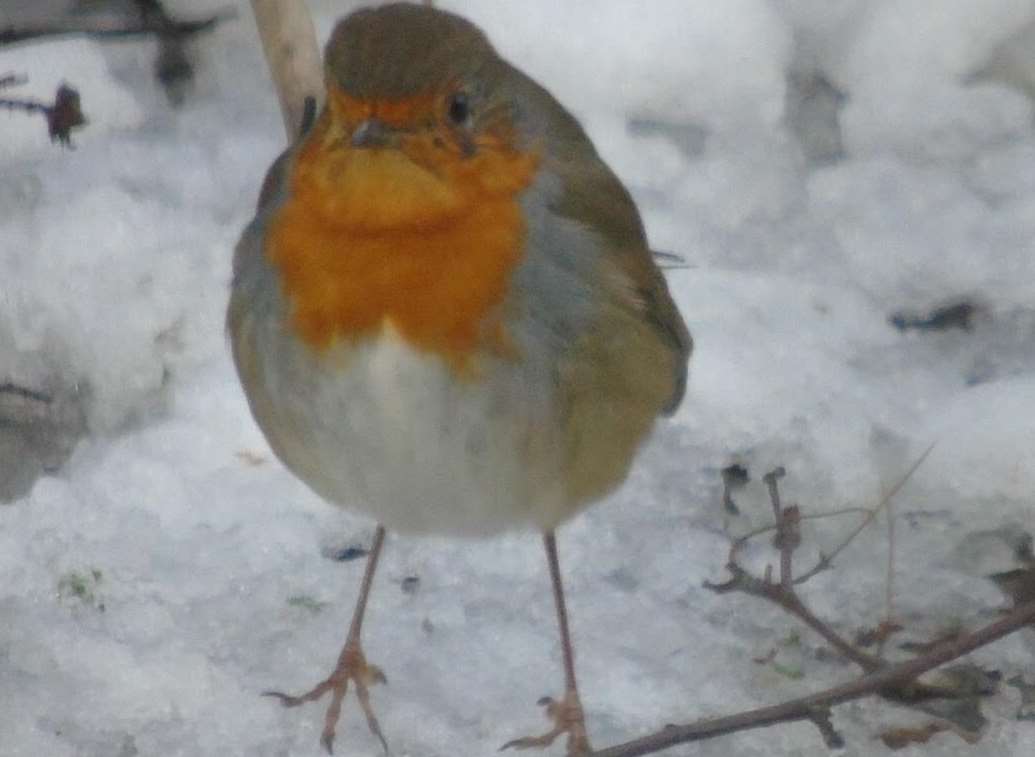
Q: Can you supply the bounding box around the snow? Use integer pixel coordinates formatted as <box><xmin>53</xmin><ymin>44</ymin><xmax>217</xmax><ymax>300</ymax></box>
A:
<box><xmin>2</xmin><ymin>0</ymin><xmax>1035</xmax><ymax>755</ymax></box>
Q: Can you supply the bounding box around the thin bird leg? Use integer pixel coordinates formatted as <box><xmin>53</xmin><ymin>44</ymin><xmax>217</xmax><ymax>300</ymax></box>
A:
<box><xmin>501</xmin><ymin>531</ymin><xmax>593</xmax><ymax>755</ymax></box>
<box><xmin>265</xmin><ymin>525</ymin><xmax>390</xmax><ymax>755</ymax></box>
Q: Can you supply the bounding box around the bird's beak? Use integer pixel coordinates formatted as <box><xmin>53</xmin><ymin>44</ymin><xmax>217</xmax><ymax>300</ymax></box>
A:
<box><xmin>350</xmin><ymin>118</ymin><xmax>399</xmax><ymax>149</ymax></box>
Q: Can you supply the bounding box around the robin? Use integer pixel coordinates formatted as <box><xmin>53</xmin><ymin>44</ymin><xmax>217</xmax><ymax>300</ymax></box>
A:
<box><xmin>228</xmin><ymin>3</ymin><xmax>691</xmax><ymax>754</ymax></box>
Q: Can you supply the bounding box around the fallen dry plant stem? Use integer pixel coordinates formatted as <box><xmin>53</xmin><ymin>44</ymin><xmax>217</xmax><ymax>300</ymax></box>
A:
<box><xmin>707</xmin><ymin>560</ymin><xmax>883</xmax><ymax>673</ymax></box>
<box><xmin>592</xmin><ymin>599</ymin><xmax>1035</xmax><ymax>757</ymax></box>
<box><xmin>594</xmin><ymin>455</ymin><xmax>1034</xmax><ymax>755</ymax></box>
<box><xmin>707</xmin><ymin>466</ymin><xmax>884</xmax><ymax>674</ymax></box>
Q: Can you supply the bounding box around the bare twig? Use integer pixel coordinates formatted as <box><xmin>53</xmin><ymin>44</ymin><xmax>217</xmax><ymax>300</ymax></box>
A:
<box><xmin>709</xmin><ymin>468</ymin><xmax>884</xmax><ymax>672</ymax></box>
<box><xmin>764</xmin><ymin>467</ymin><xmax>800</xmax><ymax>590</ymax></box>
<box><xmin>794</xmin><ymin>443</ymin><xmax>935</xmax><ymax>584</ymax></box>
<box><xmin>0</xmin><ymin>382</ymin><xmax>52</xmax><ymax>406</ymax></box>
<box><xmin>706</xmin><ymin>561</ymin><xmax>883</xmax><ymax>672</ymax></box>
<box><xmin>731</xmin><ymin>507</ymin><xmax>874</xmax><ymax>545</ymax></box>
<box><xmin>707</xmin><ymin>457</ymin><xmax>966</xmax><ymax>695</ymax></box>
<box><xmin>0</xmin><ymin>82</ymin><xmax>86</xmax><ymax>145</ymax></box>
<box><xmin>592</xmin><ymin>600</ymin><xmax>1035</xmax><ymax>757</ymax></box>
<box><xmin>723</xmin><ymin>448</ymin><xmax>932</xmax><ymax>587</ymax></box>
<box><xmin>881</xmin><ymin>485</ymin><xmax>898</xmax><ymax>658</ymax></box>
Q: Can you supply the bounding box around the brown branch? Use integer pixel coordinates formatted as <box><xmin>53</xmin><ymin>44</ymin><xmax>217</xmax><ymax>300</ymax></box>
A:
<box><xmin>764</xmin><ymin>467</ymin><xmax>800</xmax><ymax>590</ymax></box>
<box><xmin>729</xmin><ymin>506</ymin><xmax>874</xmax><ymax>546</ymax></box>
<box><xmin>720</xmin><ymin>449</ymin><xmax>932</xmax><ymax>591</ymax></box>
<box><xmin>706</xmin><ymin>561</ymin><xmax>883</xmax><ymax>672</ymax></box>
<box><xmin>709</xmin><ymin>468</ymin><xmax>886</xmax><ymax>673</ymax></box>
<box><xmin>648</xmin><ymin>450</ymin><xmax>1024</xmax><ymax>757</ymax></box>
<box><xmin>592</xmin><ymin>600</ymin><xmax>1035</xmax><ymax>757</ymax></box>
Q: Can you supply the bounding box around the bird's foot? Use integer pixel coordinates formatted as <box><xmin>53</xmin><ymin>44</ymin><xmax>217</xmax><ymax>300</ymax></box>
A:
<box><xmin>264</xmin><ymin>643</ymin><xmax>388</xmax><ymax>754</ymax></box>
<box><xmin>500</xmin><ymin>690</ymin><xmax>592</xmax><ymax>755</ymax></box>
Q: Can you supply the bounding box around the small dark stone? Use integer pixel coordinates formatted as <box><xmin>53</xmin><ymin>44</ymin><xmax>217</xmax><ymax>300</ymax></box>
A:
<box><xmin>401</xmin><ymin>575</ymin><xmax>420</xmax><ymax>594</ymax></box>
<box><xmin>889</xmin><ymin>300</ymin><xmax>980</xmax><ymax>333</ymax></box>
<box><xmin>331</xmin><ymin>545</ymin><xmax>369</xmax><ymax>562</ymax></box>
<box><xmin>721</xmin><ymin>463</ymin><xmax>750</xmax><ymax>487</ymax></box>
<box><xmin>721</xmin><ymin>463</ymin><xmax>749</xmax><ymax>515</ymax></box>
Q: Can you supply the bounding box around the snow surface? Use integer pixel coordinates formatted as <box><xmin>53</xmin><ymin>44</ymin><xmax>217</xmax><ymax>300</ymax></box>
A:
<box><xmin>3</xmin><ymin>0</ymin><xmax>1035</xmax><ymax>755</ymax></box>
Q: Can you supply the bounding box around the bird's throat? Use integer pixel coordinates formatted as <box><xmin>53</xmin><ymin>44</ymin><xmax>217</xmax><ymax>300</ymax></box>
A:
<box><xmin>265</xmin><ymin>127</ymin><xmax>538</xmax><ymax>370</ymax></box>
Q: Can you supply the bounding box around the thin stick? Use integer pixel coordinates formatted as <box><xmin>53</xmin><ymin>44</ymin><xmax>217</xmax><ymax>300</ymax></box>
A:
<box><xmin>591</xmin><ymin>600</ymin><xmax>1035</xmax><ymax>757</ymax></box>
<box><xmin>249</xmin><ymin>0</ymin><xmax>323</xmax><ymax>141</ymax></box>
<box><xmin>763</xmin><ymin>468</ymin><xmax>797</xmax><ymax>590</ymax></box>
<box><xmin>731</xmin><ymin>507</ymin><xmax>874</xmax><ymax>547</ymax></box>
<box><xmin>706</xmin><ymin>563</ymin><xmax>882</xmax><ymax>672</ymax></box>
<box><xmin>882</xmin><ymin>486</ymin><xmax>897</xmax><ymax>658</ymax></box>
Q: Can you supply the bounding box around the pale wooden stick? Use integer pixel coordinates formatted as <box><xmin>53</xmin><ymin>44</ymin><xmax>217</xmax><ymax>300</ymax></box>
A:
<box><xmin>249</xmin><ymin>0</ymin><xmax>323</xmax><ymax>140</ymax></box>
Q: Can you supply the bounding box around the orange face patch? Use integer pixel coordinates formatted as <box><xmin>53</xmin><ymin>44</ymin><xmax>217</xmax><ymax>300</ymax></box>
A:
<box><xmin>265</xmin><ymin>91</ymin><xmax>540</xmax><ymax>371</ymax></box>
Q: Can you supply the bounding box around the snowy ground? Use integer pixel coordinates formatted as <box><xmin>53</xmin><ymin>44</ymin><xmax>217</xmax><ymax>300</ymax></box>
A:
<box><xmin>3</xmin><ymin>1</ymin><xmax>1035</xmax><ymax>755</ymax></box>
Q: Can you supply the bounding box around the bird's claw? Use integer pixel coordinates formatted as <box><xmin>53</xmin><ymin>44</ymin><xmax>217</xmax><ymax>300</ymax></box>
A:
<box><xmin>500</xmin><ymin>692</ymin><xmax>591</xmax><ymax>755</ymax></box>
<box><xmin>263</xmin><ymin>645</ymin><xmax>389</xmax><ymax>755</ymax></box>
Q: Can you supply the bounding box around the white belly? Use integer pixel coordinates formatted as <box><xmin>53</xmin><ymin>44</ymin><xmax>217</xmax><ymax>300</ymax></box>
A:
<box><xmin>264</xmin><ymin>330</ymin><xmax>567</xmax><ymax>536</ymax></box>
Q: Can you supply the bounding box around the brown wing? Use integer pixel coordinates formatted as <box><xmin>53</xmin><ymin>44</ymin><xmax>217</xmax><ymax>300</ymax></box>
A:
<box><xmin>549</xmin><ymin>144</ymin><xmax>692</xmax><ymax>416</ymax></box>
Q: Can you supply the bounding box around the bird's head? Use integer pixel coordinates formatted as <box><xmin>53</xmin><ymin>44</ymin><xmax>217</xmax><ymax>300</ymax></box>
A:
<box><xmin>292</xmin><ymin>3</ymin><xmax>542</xmax><ymax>232</ymax></box>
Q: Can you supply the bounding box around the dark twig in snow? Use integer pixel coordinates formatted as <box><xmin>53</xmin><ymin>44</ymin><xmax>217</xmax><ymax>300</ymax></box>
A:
<box><xmin>590</xmin><ymin>450</ymin><xmax>1035</xmax><ymax>756</ymax></box>
<box><xmin>707</xmin><ymin>467</ymin><xmax>884</xmax><ymax>672</ymax></box>
<box><xmin>0</xmin><ymin>80</ymin><xmax>85</xmax><ymax>145</ymax></box>
<box><xmin>592</xmin><ymin>600</ymin><xmax>1035</xmax><ymax>756</ymax></box>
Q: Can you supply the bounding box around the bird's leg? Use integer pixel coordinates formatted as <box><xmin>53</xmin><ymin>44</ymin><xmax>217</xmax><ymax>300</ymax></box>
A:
<box><xmin>502</xmin><ymin>531</ymin><xmax>593</xmax><ymax>755</ymax></box>
<box><xmin>265</xmin><ymin>525</ymin><xmax>389</xmax><ymax>755</ymax></box>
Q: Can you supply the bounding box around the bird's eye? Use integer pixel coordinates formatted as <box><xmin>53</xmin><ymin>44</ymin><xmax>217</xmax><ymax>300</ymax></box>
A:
<box><xmin>447</xmin><ymin>92</ymin><xmax>471</xmax><ymax>126</ymax></box>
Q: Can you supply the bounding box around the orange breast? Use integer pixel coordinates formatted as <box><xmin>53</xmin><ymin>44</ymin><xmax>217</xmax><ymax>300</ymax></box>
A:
<box><xmin>265</xmin><ymin>111</ymin><xmax>540</xmax><ymax>371</ymax></box>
